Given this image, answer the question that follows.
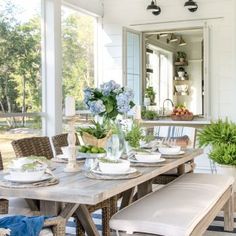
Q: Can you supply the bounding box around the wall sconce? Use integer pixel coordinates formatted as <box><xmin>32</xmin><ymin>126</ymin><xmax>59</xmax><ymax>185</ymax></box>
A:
<box><xmin>184</xmin><ymin>0</ymin><xmax>198</xmax><ymax>12</ymax></box>
<box><xmin>147</xmin><ymin>0</ymin><xmax>161</xmax><ymax>16</ymax></box>
<box><xmin>179</xmin><ymin>37</ymin><xmax>187</xmax><ymax>46</ymax></box>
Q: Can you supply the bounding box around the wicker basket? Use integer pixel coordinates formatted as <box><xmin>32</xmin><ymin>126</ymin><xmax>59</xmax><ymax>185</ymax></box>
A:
<box><xmin>171</xmin><ymin>114</ymin><xmax>194</xmax><ymax>121</ymax></box>
<box><xmin>82</xmin><ymin>130</ymin><xmax>112</xmax><ymax>148</ymax></box>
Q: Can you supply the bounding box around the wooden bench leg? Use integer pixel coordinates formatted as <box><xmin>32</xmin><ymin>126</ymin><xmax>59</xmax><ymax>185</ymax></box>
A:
<box><xmin>224</xmin><ymin>191</ymin><xmax>234</xmax><ymax>231</ymax></box>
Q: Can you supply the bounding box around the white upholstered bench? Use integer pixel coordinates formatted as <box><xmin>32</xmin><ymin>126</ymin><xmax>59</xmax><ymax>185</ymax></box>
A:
<box><xmin>110</xmin><ymin>173</ymin><xmax>234</xmax><ymax>236</ymax></box>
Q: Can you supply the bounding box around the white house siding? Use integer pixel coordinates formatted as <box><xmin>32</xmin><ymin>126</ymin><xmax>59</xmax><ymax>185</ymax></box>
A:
<box><xmin>101</xmin><ymin>0</ymin><xmax>236</xmax><ymax>172</ymax></box>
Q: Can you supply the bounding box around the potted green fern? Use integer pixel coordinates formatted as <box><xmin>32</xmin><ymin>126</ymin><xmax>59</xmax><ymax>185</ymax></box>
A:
<box><xmin>197</xmin><ymin>119</ymin><xmax>236</xmax><ymax>190</ymax></box>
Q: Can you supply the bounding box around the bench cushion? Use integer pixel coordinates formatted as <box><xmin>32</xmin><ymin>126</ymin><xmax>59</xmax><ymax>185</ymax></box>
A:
<box><xmin>110</xmin><ymin>173</ymin><xmax>234</xmax><ymax>236</ymax></box>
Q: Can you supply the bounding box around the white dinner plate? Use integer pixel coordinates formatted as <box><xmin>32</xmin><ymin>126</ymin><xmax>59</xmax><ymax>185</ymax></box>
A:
<box><xmin>91</xmin><ymin>167</ymin><xmax>137</xmax><ymax>176</ymax></box>
<box><xmin>161</xmin><ymin>151</ymin><xmax>185</xmax><ymax>156</ymax></box>
<box><xmin>129</xmin><ymin>157</ymin><xmax>166</xmax><ymax>163</ymax></box>
<box><xmin>4</xmin><ymin>174</ymin><xmax>52</xmax><ymax>184</ymax></box>
<box><xmin>56</xmin><ymin>154</ymin><xmax>85</xmax><ymax>160</ymax></box>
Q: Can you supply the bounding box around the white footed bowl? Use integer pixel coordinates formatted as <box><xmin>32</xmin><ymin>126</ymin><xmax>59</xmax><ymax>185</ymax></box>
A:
<box><xmin>158</xmin><ymin>146</ymin><xmax>181</xmax><ymax>155</ymax></box>
<box><xmin>99</xmin><ymin>160</ymin><xmax>130</xmax><ymax>174</ymax></box>
<box><xmin>9</xmin><ymin>168</ymin><xmax>46</xmax><ymax>181</ymax></box>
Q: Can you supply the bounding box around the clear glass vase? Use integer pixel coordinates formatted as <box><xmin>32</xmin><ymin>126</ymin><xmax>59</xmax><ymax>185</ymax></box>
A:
<box><xmin>105</xmin><ymin>120</ymin><xmax>125</xmax><ymax>160</ymax></box>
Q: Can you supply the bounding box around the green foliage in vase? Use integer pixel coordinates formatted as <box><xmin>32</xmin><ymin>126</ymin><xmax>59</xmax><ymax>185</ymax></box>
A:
<box><xmin>125</xmin><ymin>123</ymin><xmax>144</xmax><ymax>148</ymax></box>
<box><xmin>197</xmin><ymin>119</ymin><xmax>236</xmax><ymax>166</ymax></box>
<box><xmin>78</xmin><ymin>120</ymin><xmax>110</xmax><ymax>139</ymax></box>
<box><xmin>144</xmin><ymin>87</ymin><xmax>156</xmax><ymax>105</ymax></box>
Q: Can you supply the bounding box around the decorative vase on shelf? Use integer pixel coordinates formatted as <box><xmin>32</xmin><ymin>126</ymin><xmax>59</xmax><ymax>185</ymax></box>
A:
<box><xmin>144</xmin><ymin>97</ymin><xmax>151</xmax><ymax>106</ymax></box>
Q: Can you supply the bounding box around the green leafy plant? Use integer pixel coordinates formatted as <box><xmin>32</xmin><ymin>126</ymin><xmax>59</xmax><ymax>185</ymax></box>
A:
<box><xmin>176</xmin><ymin>51</ymin><xmax>187</xmax><ymax>60</ymax></box>
<box><xmin>145</xmin><ymin>87</ymin><xmax>156</xmax><ymax>105</ymax></box>
<box><xmin>141</xmin><ymin>110</ymin><xmax>159</xmax><ymax>120</ymax></box>
<box><xmin>125</xmin><ymin>123</ymin><xmax>144</xmax><ymax>148</ymax></box>
<box><xmin>78</xmin><ymin>120</ymin><xmax>110</xmax><ymax>139</ymax></box>
<box><xmin>197</xmin><ymin>119</ymin><xmax>236</xmax><ymax>166</ymax></box>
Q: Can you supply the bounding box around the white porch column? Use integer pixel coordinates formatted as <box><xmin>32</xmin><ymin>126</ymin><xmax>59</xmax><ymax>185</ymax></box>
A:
<box><xmin>42</xmin><ymin>0</ymin><xmax>62</xmax><ymax>136</ymax></box>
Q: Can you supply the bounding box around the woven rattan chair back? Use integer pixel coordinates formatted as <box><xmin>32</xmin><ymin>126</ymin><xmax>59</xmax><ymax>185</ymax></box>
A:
<box><xmin>51</xmin><ymin>133</ymin><xmax>80</xmax><ymax>155</ymax></box>
<box><xmin>11</xmin><ymin>137</ymin><xmax>54</xmax><ymax>160</ymax></box>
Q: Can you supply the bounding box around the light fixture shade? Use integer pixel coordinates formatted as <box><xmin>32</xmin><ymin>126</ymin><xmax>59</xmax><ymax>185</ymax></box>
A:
<box><xmin>179</xmin><ymin>37</ymin><xmax>187</xmax><ymax>46</ymax></box>
<box><xmin>170</xmin><ymin>34</ymin><xmax>178</xmax><ymax>43</ymax></box>
<box><xmin>147</xmin><ymin>0</ymin><xmax>158</xmax><ymax>11</ymax></box>
<box><xmin>152</xmin><ymin>6</ymin><xmax>161</xmax><ymax>15</ymax></box>
<box><xmin>160</xmin><ymin>33</ymin><xmax>168</xmax><ymax>37</ymax></box>
<box><xmin>184</xmin><ymin>0</ymin><xmax>198</xmax><ymax>12</ymax></box>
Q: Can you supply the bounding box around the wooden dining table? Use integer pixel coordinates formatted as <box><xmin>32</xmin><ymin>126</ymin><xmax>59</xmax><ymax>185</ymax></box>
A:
<box><xmin>0</xmin><ymin>148</ymin><xmax>203</xmax><ymax>236</ymax></box>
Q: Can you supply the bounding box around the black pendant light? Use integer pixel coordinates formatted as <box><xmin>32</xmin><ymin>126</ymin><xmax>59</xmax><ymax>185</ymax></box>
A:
<box><xmin>147</xmin><ymin>1</ymin><xmax>161</xmax><ymax>16</ymax></box>
<box><xmin>184</xmin><ymin>0</ymin><xmax>198</xmax><ymax>12</ymax></box>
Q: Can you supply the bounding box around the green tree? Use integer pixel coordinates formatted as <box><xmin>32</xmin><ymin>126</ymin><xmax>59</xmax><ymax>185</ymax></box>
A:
<box><xmin>62</xmin><ymin>9</ymin><xmax>95</xmax><ymax>109</ymax></box>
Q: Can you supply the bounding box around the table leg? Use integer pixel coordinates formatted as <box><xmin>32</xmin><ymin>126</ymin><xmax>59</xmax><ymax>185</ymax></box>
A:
<box><xmin>137</xmin><ymin>180</ymin><xmax>152</xmax><ymax>199</ymax></box>
<box><xmin>40</xmin><ymin>201</ymin><xmax>62</xmax><ymax>216</ymax></box>
<box><xmin>25</xmin><ymin>199</ymin><xmax>39</xmax><ymax>211</ymax></box>
<box><xmin>177</xmin><ymin>164</ymin><xmax>185</xmax><ymax>175</ymax></box>
<box><xmin>120</xmin><ymin>187</ymin><xmax>135</xmax><ymax>210</ymax></box>
<box><xmin>75</xmin><ymin>204</ymin><xmax>100</xmax><ymax>236</ymax></box>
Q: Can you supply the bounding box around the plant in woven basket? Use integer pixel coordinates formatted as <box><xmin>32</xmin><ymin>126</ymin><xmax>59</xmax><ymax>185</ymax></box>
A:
<box><xmin>197</xmin><ymin>118</ymin><xmax>236</xmax><ymax>166</ymax></box>
<box><xmin>78</xmin><ymin>120</ymin><xmax>112</xmax><ymax>148</ymax></box>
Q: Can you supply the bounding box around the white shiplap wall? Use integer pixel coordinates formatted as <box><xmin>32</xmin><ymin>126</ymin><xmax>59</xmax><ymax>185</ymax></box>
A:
<box><xmin>101</xmin><ymin>0</ymin><xmax>236</xmax><ymax>172</ymax></box>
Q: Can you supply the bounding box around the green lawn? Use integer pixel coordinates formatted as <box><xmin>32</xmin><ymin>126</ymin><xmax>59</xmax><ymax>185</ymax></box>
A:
<box><xmin>0</xmin><ymin>129</ymin><xmax>40</xmax><ymax>166</ymax></box>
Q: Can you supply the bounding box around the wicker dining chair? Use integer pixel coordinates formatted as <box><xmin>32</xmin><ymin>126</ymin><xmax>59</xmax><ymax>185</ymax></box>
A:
<box><xmin>52</xmin><ymin>133</ymin><xmax>80</xmax><ymax>155</ymax></box>
<box><xmin>0</xmin><ymin>152</ymin><xmax>66</xmax><ymax>235</ymax></box>
<box><xmin>51</xmin><ymin>133</ymin><xmax>113</xmax><ymax>236</ymax></box>
<box><xmin>12</xmin><ymin>137</ymin><xmax>54</xmax><ymax>160</ymax></box>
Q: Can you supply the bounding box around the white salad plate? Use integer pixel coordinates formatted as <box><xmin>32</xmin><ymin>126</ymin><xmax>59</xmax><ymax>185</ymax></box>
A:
<box><xmin>129</xmin><ymin>157</ymin><xmax>166</xmax><ymax>163</ymax></box>
<box><xmin>4</xmin><ymin>174</ymin><xmax>52</xmax><ymax>184</ymax></box>
<box><xmin>91</xmin><ymin>167</ymin><xmax>137</xmax><ymax>176</ymax></box>
<box><xmin>161</xmin><ymin>151</ymin><xmax>185</xmax><ymax>156</ymax></box>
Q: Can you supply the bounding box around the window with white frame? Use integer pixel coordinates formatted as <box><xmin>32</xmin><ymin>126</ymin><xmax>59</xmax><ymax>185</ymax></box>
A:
<box><xmin>147</xmin><ymin>45</ymin><xmax>173</xmax><ymax>110</ymax></box>
<box><xmin>0</xmin><ymin>0</ymin><xmax>42</xmax><ymax>163</ymax></box>
<box><xmin>62</xmin><ymin>5</ymin><xmax>97</xmax><ymax>110</ymax></box>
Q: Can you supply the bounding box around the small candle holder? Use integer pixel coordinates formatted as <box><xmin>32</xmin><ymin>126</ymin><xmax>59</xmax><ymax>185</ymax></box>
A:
<box><xmin>64</xmin><ymin>117</ymin><xmax>80</xmax><ymax>173</ymax></box>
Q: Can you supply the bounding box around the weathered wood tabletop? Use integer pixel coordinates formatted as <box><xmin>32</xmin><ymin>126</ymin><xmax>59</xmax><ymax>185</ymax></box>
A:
<box><xmin>0</xmin><ymin>149</ymin><xmax>203</xmax><ymax>205</ymax></box>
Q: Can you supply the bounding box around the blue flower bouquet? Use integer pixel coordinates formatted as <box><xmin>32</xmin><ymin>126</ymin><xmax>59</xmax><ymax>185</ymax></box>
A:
<box><xmin>84</xmin><ymin>80</ymin><xmax>135</xmax><ymax>120</ymax></box>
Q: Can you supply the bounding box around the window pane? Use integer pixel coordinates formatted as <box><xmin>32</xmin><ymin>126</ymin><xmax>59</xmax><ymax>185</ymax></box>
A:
<box><xmin>126</xmin><ymin>31</ymin><xmax>141</xmax><ymax>105</ymax></box>
<box><xmin>62</xmin><ymin>6</ymin><xmax>96</xmax><ymax>110</ymax></box>
<box><xmin>0</xmin><ymin>0</ymin><xmax>42</xmax><ymax>113</ymax></box>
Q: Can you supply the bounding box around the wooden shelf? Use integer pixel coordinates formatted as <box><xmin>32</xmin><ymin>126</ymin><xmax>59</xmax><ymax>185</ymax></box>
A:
<box><xmin>174</xmin><ymin>76</ymin><xmax>189</xmax><ymax>81</ymax></box>
<box><xmin>174</xmin><ymin>91</ymin><xmax>189</xmax><ymax>96</ymax></box>
<box><xmin>175</xmin><ymin>61</ymin><xmax>188</xmax><ymax>66</ymax></box>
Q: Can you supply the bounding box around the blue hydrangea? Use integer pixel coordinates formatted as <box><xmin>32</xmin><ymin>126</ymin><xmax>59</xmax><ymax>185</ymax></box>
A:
<box><xmin>88</xmin><ymin>100</ymin><xmax>106</xmax><ymax>114</ymax></box>
<box><xmin>101</xmin><ymin>80</ymin><xmax>121</xmax><ymax>96</ymax></box>
<box><xmin>83</xmin><ymin>87</ymin><xmax>93</xmax><ymax>104</ymax></box>
<box><xmin>116</xmin><ymin>88</ymin><xmax>134</xmax><ymax>113</ymax></box>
